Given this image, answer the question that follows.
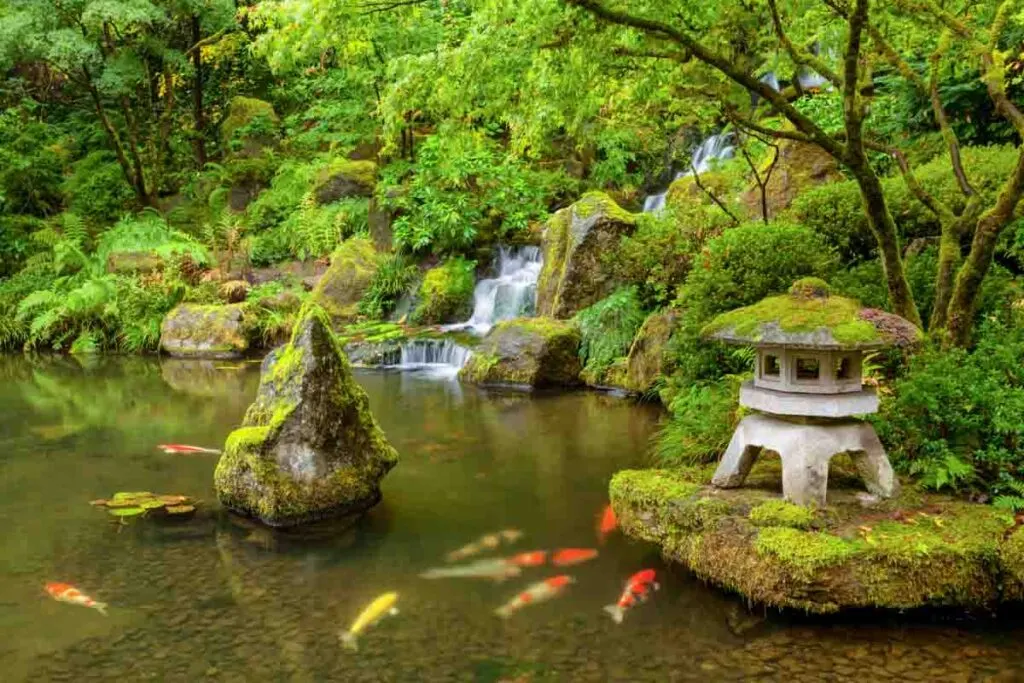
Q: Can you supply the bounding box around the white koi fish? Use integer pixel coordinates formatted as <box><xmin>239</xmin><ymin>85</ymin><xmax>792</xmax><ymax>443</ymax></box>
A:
<box><xmin>494</xmin><ymin>575</ymin><xmax>574</xmax><ymax>618</ymax></box>
<box><xmin>446</xmin><ymin>529</ymin><xmax>523</xmax><ymax>563</ymax></box>
<box><xmin>420</xmin><ymin>558</ymin><xmax>522</xmax><ymax>582</ymax></box>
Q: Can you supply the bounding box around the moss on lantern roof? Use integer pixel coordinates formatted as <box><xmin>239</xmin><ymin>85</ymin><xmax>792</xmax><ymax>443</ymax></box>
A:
<box><xmin>702</xmin><ymin>278</ymin><xmax>922</xmax><ymax>350</ymax></box>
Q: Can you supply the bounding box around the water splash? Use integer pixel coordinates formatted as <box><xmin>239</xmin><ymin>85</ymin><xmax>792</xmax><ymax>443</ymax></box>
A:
<box><xmin>385</xmin><ymin>339</ymin><xmax>471</xmax><ymax>379</ymax></box>
<box><xmin>453</xmin><ymin>246</ymin><xmax>542</xmax><ymax>335</ymax></box>
<box><xmin>642</xmin><ymin>133</ymin><xmax>736</xmax><ymax>213</ymax></box>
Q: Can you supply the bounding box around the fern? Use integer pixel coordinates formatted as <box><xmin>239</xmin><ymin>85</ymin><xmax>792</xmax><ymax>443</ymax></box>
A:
<box><xmin>994</xmin><ymin>480</ymin><xmax>1024</xmax><ymax>512</ymax></box>
<box><xmin>575</xmin><ymin>287</ymin><xmax>647</xmax><ymax>376</ymax></box>
<box><xmin>359</xmin><ymin>253</ymin><xmax>418</xmax><ymax>319</ymax></box>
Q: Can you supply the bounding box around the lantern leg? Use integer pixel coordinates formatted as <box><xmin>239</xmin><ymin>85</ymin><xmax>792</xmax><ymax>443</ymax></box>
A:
<box><xmin>711</xmin><ymin>417</ymin><xmax>763</xmax><ymax>488</ymax></box>
<box><xmin>848</xmin><ymin>424</ymin><xmax>900</xmax><ymax>499</ymax></box>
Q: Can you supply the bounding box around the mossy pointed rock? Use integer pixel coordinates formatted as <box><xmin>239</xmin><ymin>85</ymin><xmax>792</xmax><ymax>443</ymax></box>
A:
<box><xmin>536</xmin><ymin>192</ymin><xmax>637</xmax><ymax>319</ymax></box>
<box><xmin>623</xmin><ymin>308</ymin><xmax>680</xmax><ymax>393</ymax></box>
<box><xmin>311</xmin><ymin>237</ymin><xmax>380</xmax><ymax>326</ymax></box>
<box><xmin>459</xmin><ymin>318</ymin><xmax>582</xmax><ymax>388</ymax></box>
<box><xmin>160</xmin><ymin>304</ymin><xmax>251</xmax><ymax>359</ymax></box>
<box><xmin>214</xmin><ymin>304</ymin><xmax>398</xmax><ymax>527</ymax></box>
<box><xmin>610</xmin><ymin>466</ymin><xmax>1024</xmax><ymax>613</ymax></box>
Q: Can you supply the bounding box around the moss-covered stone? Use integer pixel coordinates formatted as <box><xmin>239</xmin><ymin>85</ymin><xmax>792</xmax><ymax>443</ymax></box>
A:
<box><xmin>159</xmin><ymin>304</ymin><xmax>251</xmax><ymax>359</ymax></box>
<box><xmin>313</xmin><ymin>159</ymin><xmax>377</xmax><ymax>204</ymax></box>
<box><xmin>611</xmin><ymin>465</ymin><xmax>1021</xmax><ymax>613</ymax></box>
<box><xmin>106</xmin><ymin>250</ymin><xmax>162</xmax><ymax>274</ymax></box>
<box><xmin>622</xmin><ymin>308</ymin><xmax>680</xmax><ymax>394</ymax></box>
<box><xmin>221</xmin><ymin>96</ymin><xmax>280</xmax><ymax>148</ymax></box>
<box><xmin>702</xmin><ymin>279</ymin><xmax>923</xmax><ymax>349</ymax></box>
<box><xmin>739</xmin><ymin>139</ymin><xmax>843</xmax><ymax>220</ymax></box>
<box><xmin>311</xmin><ymin>237</ymin><xmax>380</xmax><ymax>326</ymax></box>
<box><xmin>665</xmin><ymin>171</ymin><xmax>737</xmax><ymax>210</ymax></box>
<box><xmin>410</xmin><ymin>258</ymin><xmax>476</xmax><ymax>325</ymax></box>
<box><xmin>536</xmin><ymin>192</ymin><xmax>637</xmax><ymax>319</ymax></box>
<box><xmin>214</xmin><ymin>303</ymin><xmax>398</xmax><ymax>528</ymax></box>
<box><xmin>459</xmin><ymin>317</ymin><xmax>582</xmax><ymax>388</ymax></box>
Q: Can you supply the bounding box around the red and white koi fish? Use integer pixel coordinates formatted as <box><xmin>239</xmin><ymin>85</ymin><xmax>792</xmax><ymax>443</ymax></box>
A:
<box><xmin>597</xmin><ymin>504</ymin><xmax>617</xmax><ymax>542</ymax></box>
<box><xmin>157</xmin><ymin>444</ymin><xmax>221</xmax><ymax>455</ymax></box>
<box><xmin>445</xmin><ymin>529</ymin><xmax>523</xmax><ymax>563</ymax></box>
<box><xmin>551</xmin><ymin>548</ymin><xmax>599</xmax><ymax>567</ymax></box>
<box><xmin>419</xmin><ymin>558</ymin><xmax>522</xmax><ymax>582</ymax></box>
<box><xmin>45</xmin><ymin>582</ymin><xmax>107</xmax><ymax>615</ymax></box>
<box><xmin>495</xmin><ymin>575</ymin><xmax>575</xmax><ymax>618</ymax></box>
<box><xmin>507</xmin><ymin>551</ymin><xmax>547</xmax><ymax>567</ymax></box>
<box><xmin>603</xmin><ymin>569</ymin><xmax>659</xmax><ymax>624</ymax></box>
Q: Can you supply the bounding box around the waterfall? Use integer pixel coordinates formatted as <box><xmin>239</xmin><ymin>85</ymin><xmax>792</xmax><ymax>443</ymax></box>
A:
<box><xmin>760</xmin><ymin>71</ymin><xmax>781</xmax><ymax>92</ymax></box>
<box><xmin>456</xmin><ymin>246</ymin><xmax>542</xmax><ymax>335</ymax></box>
<box><xmin>797</xmin><ymin>67</ymin><xmax>829</xmax><ymax>91</ymax></box>
<box><xmin>642</xmin><ymin>132</ymin><xmax>736</xmax><ymax>213</ymax></box>
<box><xmin>386</xmin><ymin>338</ymin><xmax>471</xmax><ymax>379</ymax></box>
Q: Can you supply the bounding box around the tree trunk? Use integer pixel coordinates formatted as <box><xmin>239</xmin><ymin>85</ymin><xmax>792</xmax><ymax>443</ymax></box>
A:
<box><xmin>945</xmin><ymin>149</ymin><xmax>1024</xmax><ymax>345</ymax></box>
<box><xmin>851</xmin><ymin>167</ymin><xmax>923</xmax><ymax>327</ymax></box>
<box><xmin>85</xmin><ymin>73</ymin><xmax>152</xmax><ymax>207</ymax></box>
<box><xmin>191</xmin><ymin>15</ymin><xmax>207</xmax><ymax>168</ymax></box>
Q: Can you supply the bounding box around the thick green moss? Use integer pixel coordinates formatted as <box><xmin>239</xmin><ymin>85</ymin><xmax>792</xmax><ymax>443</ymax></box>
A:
<box><xmin>410</xmin><ymin>258</ymin><xmax>476</xmax><ymax>325</ymax></box>
<box><xmin>573</xmin><ymin>191</ymin><xmax>638</xmax><ymax>224</ymax></box>
<box><xmin>160</xmin><ymin>303</ymin><xmax>252</xmax><ymax>359</ymax></box>
<box><xmin>313</xmin><ymin>159</ymin><xmax>377</xmax><ymax>203</ymax></box>
<box><xmin>749</xmin><ymin>499</ymin><xmax>816</xmax><ymax>529</ymax></box>
<box><xmin>458</xmin><ymin>317</ymin><xmax>582</xmax><ymax>387</ymax></box>
<box><xmin>221</xmin><ymin>96</ymin><xmax>279</xmax><ymax>143</ymax></box>
<box><xmin>609</xmin><ymin>466</ymin><xmax>1021</xmax><ymax>613</ymax></box>
<box><xmin>311</xmin><ymin>237</ymin><xmax>380</xmax><ymax>324</ymax></box>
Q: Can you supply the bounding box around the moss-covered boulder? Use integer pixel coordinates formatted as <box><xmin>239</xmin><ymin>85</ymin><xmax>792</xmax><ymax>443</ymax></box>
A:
<box><xmin>311</xmin><ymin>237</ymin><xmax>379</xmax><ymax>326</ymax></box>
<box><xmin>313</xmin><ymin>159</ymin><xmax>377</xmax><ymax>204</ymax></box>
<box><xmin>536</xmin><ymin>192</ymin><xmax>637</xmax><ymax>319</ymax></box>
<box><xmin>410</xmin><ymin>258</ymin><xmax>476</xmax><ymax>325</ymax></box>
<box><xmin>221</xmin><ymin>96</ymin><xmax>280</xmax><ymax>155</ymax></box>
<box><xmin>214</xmin><ymin>304</ymin><xmax>398</xmax><ymax>527</ymax></box>
<box><xmin>459</xmin><ymin>318</ymin><xmax>582</xmax><ymax>388</ymax></box>
<box><xmin>665</xmin><ymin>170</ymin><xmax>737</xmax><ymax>210</ymax></box>
<box><xmin>622</xmin><ymin>308</ymin><xmax>680</xmax><ymax>393</ymax></box>
<box><xmin>106</xmin><ymin>250</ymin><xmax>162</xmax><ymax>274</ymax></box>
<box><xmin>740</xmin><ymin>139</ymin><xmax>842</xmax><ymax>219</ymax></box>
<box><xmin>610</xmin><ymin>465</ymin><xmax>1024</xmax><ymax>613</ymax></box>
<box><xmin>160</xmin><ymin>304</ymin><xmax>251</xmax><ymax>359</ymax></box>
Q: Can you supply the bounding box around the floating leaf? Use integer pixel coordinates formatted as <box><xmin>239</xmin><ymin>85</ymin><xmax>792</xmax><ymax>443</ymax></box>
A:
<box><xmin>158</xmin><ymin>495</ymin><xmax>188</xmax><ymax>505</ymax></box>
<box><xmin>165</xmin><ymin>505</ymin><xmax>196</xmax><ymax>515</ymax></box>
<box><xmin>141</xmin><ymin>499</ymin><xmax>167</xmax><ymax>510</ymax></box>
<box><xmin>112</xmin><ymin>491</ymin><xmax>153</xmax><ymax>501</ymax></box>
<box><xmin>109</xmin><ymin>507</ymin><xmax>147</xmax><ymax>517</ymax></box>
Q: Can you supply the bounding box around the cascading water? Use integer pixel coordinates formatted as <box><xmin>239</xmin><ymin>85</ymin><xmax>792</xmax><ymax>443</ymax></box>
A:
<box><xmin>387</xmin><ymin>338</ymin><xmax>471</xmax><ymax>379</ymax></box>
<box><xmin>642</xmin><ymin>133</ymin><xmax>736</xmax><ymax>213</ymax></box>
<box><xmin>460</xmin><ymin>246</ymin><xmax>542</xmax><ymax>335</ymax></box>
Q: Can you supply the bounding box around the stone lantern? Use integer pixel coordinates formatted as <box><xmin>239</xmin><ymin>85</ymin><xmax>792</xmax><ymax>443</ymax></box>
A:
<box><xmin>701</xmin><ymin>278</ymin><xmax>922</xmax><ymax>506</ymax></box>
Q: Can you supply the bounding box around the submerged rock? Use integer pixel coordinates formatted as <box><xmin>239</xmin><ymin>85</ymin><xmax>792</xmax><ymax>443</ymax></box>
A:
<box><xmin>610</xmin><ymin>465</ymin><xmax>1024</xmax><ymax>613</ymax></box>
<box><xmin>311</xmin><ymin>237</ymin><xmax>379</xmax><ymax>325</ymax></box>
<box><xmin>214</xmin><ymin>304</ymin><xmax>398</xmax><ymax>527</ymax></box>
<box><xmin>536</xmin><ymin>192</ymin><xmax>637</xmax><ymax>319</ymax></box>
<box><xmin>160</xmin><ymin>304</ymin><xmax>251</xmax><ymax>359</ymax></box>
<box><xmin>459</xmin><ymin>318</ymin><xmax>582</xmax><ymax>388</ymax></box>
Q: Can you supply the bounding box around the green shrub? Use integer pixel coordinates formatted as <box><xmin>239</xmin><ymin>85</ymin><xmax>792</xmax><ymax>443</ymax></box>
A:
<box><xmin>0</xmin><ymin>111</ymin><xmax>65</xmax><ymax>217</ymax></box>
<box><xmin>652</xmin><ymin>375</ymin><xmax>743</xmax><ymax>467</ymax></box>
<box><xmin>359</xmin><ymin>254</ymin><xmax>419</xmax><ymax>320</ymax></box>
<box><xmin>62</xmin><ymin>151</ymin><xmax>136</xmax><ymax>225</ymax></box>
<box><xmin>786</xmin><ymin>181</ymin><xmax>875</xmax><ymax>263</ymax></box>
<box><xmin>0</xmin><ymin>215</ymin><xmax>44</xmax><ymax>278</ymax></box>
<box><xmin>410</xmin><ymin>257</ymin><xmax>476</xmax><ymax>325</ymax></box>
<box><xmin>575</xmin><ymin>287</ymin><xmax>646</xmax><ymax>380</ymax></box>
<box><xmin>876</xmin><ymin>320</ymin><xmax>1024</xmax><ymax>496</ymax></box>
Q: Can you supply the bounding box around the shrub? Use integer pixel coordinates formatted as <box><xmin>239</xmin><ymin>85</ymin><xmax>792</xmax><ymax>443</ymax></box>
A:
<box><xmin>652</xmin><ymin>375</ymin><xmax>744</xmax><ymax>467</ymax></box>
<box><xmin>62</xmin><ymin>151</ymin><xmax>136</xmax><ymax>225</ymax></box>
<box><xmin>410</xmin><ymin>257</ymin><xmax>476</xmax><ymax>325</ymax></box>
<box><xmin>575</xmin><ymin>287</ymin><xmax>647</xmax><ymax>380</ymax></box>
<box><xmin>359</xmin><ymin>254</ymin><xmax>419</xmax><ymax>320</ymax></box>
<box><xmin>876</xmin><ymin>320</ymin><xmax>1024</xmax><ymax>496</ymax></box>
<box><xmin>786</xmin><ymin>181</ymin><xmax>875</xmax><ymax>263</ymax></box>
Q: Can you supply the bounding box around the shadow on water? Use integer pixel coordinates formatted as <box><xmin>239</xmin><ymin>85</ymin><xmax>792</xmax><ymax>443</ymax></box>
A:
<box><xmin>0</xmin><ymin>356</ymin><xmax>1022</xmax><ymax>681</ymax></box>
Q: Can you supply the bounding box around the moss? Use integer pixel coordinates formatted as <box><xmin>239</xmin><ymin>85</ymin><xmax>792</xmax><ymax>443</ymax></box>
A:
<box><xmin>311</xmin><ymin>237</ymin><xmax>380</xmax><ymax>324</ymax></box>
<box><xmin>749</xmin><ymin>499</ymin><xmax>816</xmax><ymax>529</ymax></box>
<box><xmin>221</xmin><ymin>96</ymin><xmax>279</xmax><ymax>143</ymax></box>
<box><xmin>573</xmin><ymin>191</ymin><xmax>637</xmax><ymax>224</ymax></box>
<box><xmin>755</xmin><ymin>527</ymin><xmax>857</xmax><ymax>575</ymax></box>
<box><xmin>610</xmin><ymin>469</ymin><xmax>703</xmax><ymax>510</ymax></box>
<box><xmin>160</xmin><ymin>303</ymin><xmax>251</xmax><ymax>359</ymax></box>
<box><xmin>702</xmin><ymin>289</ymin><xmax>881</xmax><ymax>345</ymax></box>
<box><xmin>458</xmin><ymin>317</ymin><xmax>581</xmax><ymax>387</ymax></box>
<box><xmin>313</xmin><ymin>159</ymin><xmax>377</xmax><ymax>203</ymax></box>
<box><xmin>789</xmin><ymin>277</ymin><xmax>831</xmax><ymax>298</ymax></box>
<box><xmin>1001</xmin><ymin>528</ymin><xmax>1024</xmax><ymax>601</ymax></box>
<box><xmin>410</xmin><ymin>257</ymin><xmax>476</xmax><ymax>325</ymax></box>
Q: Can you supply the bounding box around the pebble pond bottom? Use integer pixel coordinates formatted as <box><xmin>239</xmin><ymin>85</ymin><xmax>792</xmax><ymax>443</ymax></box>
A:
<box><xmin>1</xmin><ymin>356</ymin><xmax>1023</xmax><ymax>682</ymax></box>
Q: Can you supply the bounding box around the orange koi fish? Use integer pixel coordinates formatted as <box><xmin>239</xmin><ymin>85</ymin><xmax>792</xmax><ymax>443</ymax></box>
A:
<box><xmin>45</xmin><ymin>582</ymin><xmax>107</xmax><ymax>615</ymax></box>
<box><xmin>495</xmin><ymin>575</ymin><xmax>575</xmax><ymax>618</ymax></box>
<box><xmin>157</xmin><ymin>444</ymin><xmax>220</xmax><ymax>455</ymax></box>
<box><xmin>551</xmin><ymin>548</ymin><xmax>598</xmax><ymax>567</ymax></box>
<box><xmin>597</xmin><ymin>504</ymin><xmax>617</xmax><ymax>542</ymax></box>
<box><xmin>603</xmin><ymin>569</ymin><xmax>659</xmax><ymax>624</ymax></box>
<box><xmin>419</xmin><ymin>558</ymin><xmax>522</xmax><ymax>582</ymax></box>
<box><xmin>445</xmin><ymin>529</ymin><xmax>523</xmax><ymax>563</ymax></box>
<box><xmin>507</xmin><ymin>551</ymin><xmax>547</xmax><ymax>567</ymax></box>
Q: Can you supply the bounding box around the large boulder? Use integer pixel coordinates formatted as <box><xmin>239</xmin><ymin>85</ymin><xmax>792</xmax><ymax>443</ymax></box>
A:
<box><xmin>622</xmin><ymin>309</ymin><xmax>680</xmax><ymax>394</ymax></box>
<box><xmin>313</xmin><ymin>159</ymin><xmax>377</xmax><ymax>204</ymax></box>
<box><xmin>160</xmin><ymin>304</ymin><xmax>251</xmax><ymax>359</ymax></box>
<box><xmin>214</xmin><ymin>305</ymin><xmax>398</xmax><ymax>527</ymax></box>
<box><xmin>740</xmin><ymin>140</ymin><xmax>842</xmax><ymax>219</ymax></box>
<box><xmin>410</xmin><ymin>257</ymin><xmax>476</xmax><ymax>325</ymax></box>
<box><xmin>221</xmin><ymin>96</ymin><xmax>280</xmax><ymax>157</ymax></box>
<box><xmin>536</xmin><ymin>192</ymin><xmax>637</xmax><ymax>319</ymax></box>
<box><xmin>459</xmin><ymin>318</ymin><xmax>582</xmax><ymax>388</ymax></box>
<box><xmin>311</xmin><ymin>237</ymin><xmax>380</xmax><ymax>325</ymax></box>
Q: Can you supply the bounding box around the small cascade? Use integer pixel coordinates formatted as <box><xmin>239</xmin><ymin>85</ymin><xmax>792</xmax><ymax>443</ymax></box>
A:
<box><xmin>760</xmin><ymin>71</ymin><xmax>781</xmax><ymax>92</ymax></box>
<box><xmin>388</xmin><ymin>338</ymin><xmax>471</xmax><ymax>379</ymax></box>
<box><xmin>642</xmin><ymin>132</ymin><xmax>736</xmax><ymax>213</ymax></box>
<box><xmin>797</xmin><ymin>68</ymin><xmax>829</xmax><ymax>91</ymax></box>
<box><xmin>457</xmin><ymin>246</ymin><xmax>543</xmax><ymax>334</ymax></box>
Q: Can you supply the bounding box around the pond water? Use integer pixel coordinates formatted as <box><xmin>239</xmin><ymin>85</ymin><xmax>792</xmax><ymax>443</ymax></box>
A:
<box><xmin>1</xmin><ymin>355</ymin><xmax>1023</xmax><ymax>682</ymax></box>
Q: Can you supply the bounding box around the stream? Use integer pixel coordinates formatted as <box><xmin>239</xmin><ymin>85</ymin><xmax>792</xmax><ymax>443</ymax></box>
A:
<box><xmin>1</xmin><ymin>356</ymin><xmax>1023</xmax><ymax>681</ymax></box>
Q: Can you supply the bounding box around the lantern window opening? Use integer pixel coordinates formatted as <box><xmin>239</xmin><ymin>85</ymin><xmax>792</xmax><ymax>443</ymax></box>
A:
<box><xmin>762</xmin><ymin>353</ymin><xmax>781</xmax><ymax>378</ymax></box>
<box><xmin>795</xmin><ymin>357</ymin><xmax>820</xmax><ymax>381</ymax></box>
<box><xmin>835</xmin><ymin>355</ymin><xmax>852</xmax><ymax>381</ymax></box>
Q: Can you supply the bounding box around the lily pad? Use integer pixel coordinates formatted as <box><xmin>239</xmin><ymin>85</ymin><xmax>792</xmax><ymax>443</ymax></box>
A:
<box><xmin>90</xmin><ymin>491</ymin><xmax>198</xmax><ymax>522</ymax></box>
<box><xmin>108</xmin><ymin>507</ymin><xmax>147</xmax><ymax>517</ymax></box>
<box><xmin>165</xmin><ymin>504</ymin><xmax>196</xmax><ymax>515</ymax></box>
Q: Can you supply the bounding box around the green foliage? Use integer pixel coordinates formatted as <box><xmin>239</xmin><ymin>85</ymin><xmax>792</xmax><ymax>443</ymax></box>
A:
<box><xmin>410</xmin><ymin>257</ymin><xmax>477</xmax><ymax>325</ymax></box>
<box><xmin>993</xmin><ymin>480</ymin><xmax>1024</xmax><ymax>513</ymax></box>
<box><xmin>62</xmin><ymin>151</ymin><xmax>136</xmax><ymax>225</ymax></box>
<box><xmin>359</xmin><ymin>254</ymin><xmax>419</xmax><ymax>320</ymax></box>
<box><xmin>0</xmin><ymin>105</ymin><xmax>65</xmax><ymax>217</ymax></box>
<box><xmin>98</xmin><ymin>211</ymin><xmax>209</xmax><ymax>266</ymax></box>
<box><xmin>652</xmin><ymin>375</ymin><xmax>743</xmax><ymax>467</ymax></box>
<box><xmin>575</xmin><ymin>287</ymin><xmax>646</xmax><ymax>378</ymax></box>
<box><xmin>876</xmin><ymin>321</ymin><xmax>1024</xmax><ymax>496</ymax></box>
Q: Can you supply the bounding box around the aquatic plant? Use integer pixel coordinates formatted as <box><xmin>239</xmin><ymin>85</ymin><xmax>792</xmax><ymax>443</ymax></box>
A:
<box><xmin>90</xmin><ymin>492</ymin><xmax>197</xmax><ymax>520</ymax></box>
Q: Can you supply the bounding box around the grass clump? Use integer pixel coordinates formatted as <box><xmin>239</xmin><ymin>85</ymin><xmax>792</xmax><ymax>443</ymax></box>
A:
<box><xmin>575</xmin><ymin>286</ymin><xmax>646</xmax><ymax>383</ymax></box>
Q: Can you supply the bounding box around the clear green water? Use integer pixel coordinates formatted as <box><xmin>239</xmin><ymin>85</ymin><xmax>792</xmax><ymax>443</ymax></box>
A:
<box><xmin>1</xmin><ymin>356</ymin><xmax>1023</xmax><ymax>682</ymax></box>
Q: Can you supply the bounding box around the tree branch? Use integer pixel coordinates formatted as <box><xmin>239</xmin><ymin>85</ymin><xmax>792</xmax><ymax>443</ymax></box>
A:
<box><xmin>768</xmin><ymin>0</ymin><xmax>842</xmax><ymax>87</ymax></box>
<box><xmin>724</xmin><ymin>107</ymin><xmax>814</xmax><ymax>144</ymax></box>
<box><xmin>840</xmin><ymin>0</ymin><xmax>868</xmax><ymax>162</ymax></box>
<box><xmin>185</xmin><ymin>27</ymin><xmax>233</xmax><ymax>57</ymax></box>
<box><xmin>689</xmin><ymin>161</ymin><xmax>741</xmax><ymax>226</ymax></box>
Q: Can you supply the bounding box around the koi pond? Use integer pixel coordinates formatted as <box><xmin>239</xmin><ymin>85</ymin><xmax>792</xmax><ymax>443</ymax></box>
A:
<box><xmin>1</xmin><ymin>355</ymin><xmax>1023</xmax><ymax>682</ymax></box>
